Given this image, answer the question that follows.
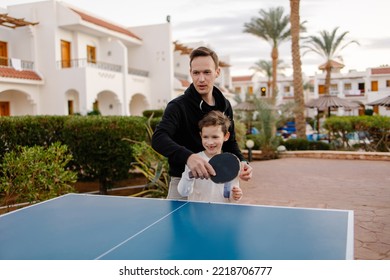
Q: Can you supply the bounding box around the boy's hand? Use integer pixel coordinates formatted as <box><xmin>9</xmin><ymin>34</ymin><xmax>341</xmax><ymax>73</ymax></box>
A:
<box><xmin>232</xmin><ymin>186</ymin><xmax>243</xmax><ymax>201</ymax></box>
<box><xmin>239</xmin><ymin>162</ymin><xmax>252</xmax><ymax>181</ymax></box>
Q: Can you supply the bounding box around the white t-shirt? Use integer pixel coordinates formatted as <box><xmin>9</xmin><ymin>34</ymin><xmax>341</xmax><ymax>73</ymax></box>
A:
<box><xmin>177</xmin><ymin>151</ymin><xmax>239</xmax><ymax>203</ymax></box>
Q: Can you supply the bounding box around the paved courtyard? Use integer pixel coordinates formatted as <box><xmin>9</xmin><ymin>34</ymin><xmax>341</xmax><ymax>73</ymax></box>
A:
<box><xmin>239</xmin><ymin>157</ymin><xmax>390</xmax><ymax>260</ymax></box>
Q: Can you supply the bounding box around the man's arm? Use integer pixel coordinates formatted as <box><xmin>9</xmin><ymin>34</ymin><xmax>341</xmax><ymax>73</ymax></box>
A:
<box><xmin>151</xmin><ymin>103</ymin><xmax>193</xmax><ymax>166</ymax></box>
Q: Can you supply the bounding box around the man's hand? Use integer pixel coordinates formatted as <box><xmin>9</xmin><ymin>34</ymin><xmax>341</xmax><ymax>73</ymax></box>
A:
<box><xmin>239</xmin><ymin>161</ymin><xmax>252</xmax><ymax>181</ymax></box>
<box><xmin>187</xmin><ymin>154</ymin><xmax>216</xmax><ymax>179</ymax></box>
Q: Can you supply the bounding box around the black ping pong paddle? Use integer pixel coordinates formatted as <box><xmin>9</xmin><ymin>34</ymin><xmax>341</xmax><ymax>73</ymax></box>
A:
<box><xmin>209</xmin><ymin>152</ymin><xmax>240</xmax><ymax>183</ymax></box>
<box><xmin>188</xmin><ymin>153</ymin><xmax>241</xmax><ymax>184</ymax></box>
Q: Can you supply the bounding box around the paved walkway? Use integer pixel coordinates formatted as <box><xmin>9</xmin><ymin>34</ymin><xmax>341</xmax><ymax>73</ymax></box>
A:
<box><xmin>239</xmin><ymin>157</ymin><xmax>390</xmax><ymax>260</ymax></box>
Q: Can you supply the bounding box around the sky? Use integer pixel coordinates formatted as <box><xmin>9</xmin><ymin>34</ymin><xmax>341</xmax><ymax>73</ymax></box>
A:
<box><xmin>1</xmin><ymin>0</ymin><xmax>389</xmax><ymax>77</ymax></box>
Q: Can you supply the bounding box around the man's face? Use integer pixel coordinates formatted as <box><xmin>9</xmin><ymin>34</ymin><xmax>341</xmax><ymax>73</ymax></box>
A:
<box><xmin>190</xmin><ymin>56</ymin><xmax>220</xmax><ymax>96</ymax></box>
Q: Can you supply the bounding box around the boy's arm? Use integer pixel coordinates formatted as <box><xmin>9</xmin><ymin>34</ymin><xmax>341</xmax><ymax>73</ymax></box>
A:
<box><xmin>177</xmin><ymin>165</ymin><xmax>195</xmax><ymax>197</ymax></box>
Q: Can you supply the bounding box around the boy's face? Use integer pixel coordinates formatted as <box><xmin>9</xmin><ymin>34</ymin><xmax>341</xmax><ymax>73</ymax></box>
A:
<box><xmin>200</xmin><ymin>125</ymin><xmax>229</xmax><ymax>157</ymax></box>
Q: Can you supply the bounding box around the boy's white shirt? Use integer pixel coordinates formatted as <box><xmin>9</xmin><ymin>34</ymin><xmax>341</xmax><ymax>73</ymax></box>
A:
<box><xmin>177</xmin><ymin>151</ymin><xmax>239</xmax><ymax>203</ymax></box>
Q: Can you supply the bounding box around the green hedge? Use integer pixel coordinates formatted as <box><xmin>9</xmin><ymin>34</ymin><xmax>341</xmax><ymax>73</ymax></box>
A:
<box><xmin>0</xmin><ymin>116</ymin><xmax>148</xmax><ymax>194</ymax></box>
<box><xmin>284</xmin><ymin>138</ymin><xmax>330</xmax><ymax>151</ymax></box>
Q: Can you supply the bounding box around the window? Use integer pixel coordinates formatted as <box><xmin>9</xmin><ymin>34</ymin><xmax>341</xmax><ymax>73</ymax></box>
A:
<box><xmin>386</xmin><ymin>80</ymin><xmax>390</xmax><ymax>87</ymax></box>
<box><xmin>371</xmin><ymin>80</ymin><xmax>378</xmax><ymax>92</ymax></box>
<box><xmin>87</xmin><ymin>45</ymin><xmax>96</xmax><ymax>63</ymax></box>
<box><xmin>0</xmin><ymin>41</ymin><xmax>8</xmax><ymax>66</ymax></box>
<box><xmin>344</xmin><ymin>83</ymin><xmax>351</xmax><ymax>90</ymax></box>
<box><xmin>234</xmin><ymin>87</ymin><xmax>241</xmax><ymax>93</ymax></box>
<box><xmin>318</xmin><ymin>85</ymin><xmax>325</xmax><ymax>94</ymax></box>
<box><xmin>248</xmin><ymin>86</ymin><xmax>253</xmax><ymax>95</ymax></box>
<box><xmin>358</xmin><ymin>83</ymin><xmax>365</xmax><ymax>93</ymax></box>
<box><xmin>284</xmin><ymin>86</ymin><xmax>290</xmax><ymax>93</ymax></box>
<box><xmin>61</xmin><ymin>40</ymin><xmax>71</xmax><ymax>68</ymax></box>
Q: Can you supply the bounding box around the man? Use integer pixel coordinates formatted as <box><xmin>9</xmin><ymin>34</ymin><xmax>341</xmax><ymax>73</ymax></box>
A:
<box><xmin>152</xmin><ymin>46</ymin><xmax>252</xmax><ymax>199</ymax></box>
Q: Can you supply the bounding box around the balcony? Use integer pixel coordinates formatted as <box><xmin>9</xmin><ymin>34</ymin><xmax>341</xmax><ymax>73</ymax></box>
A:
<box><xmin>0</xmin><ymin>58</ymin><xmax>42</xmax><ymax>82</ymax></box>
<box><xmin>0</xmin><ymin>57</ymin><xmax>35</xmax><ymax>70</ymax></box>
<box><xmin>57</xmin><ymin>58</ymin><xmax>122</xmax><ymax>72</ymax></box>
<box><xmin>56</xmin><ymin>59</ymin><xmax>150</xmax><ymax>78</ymax></box>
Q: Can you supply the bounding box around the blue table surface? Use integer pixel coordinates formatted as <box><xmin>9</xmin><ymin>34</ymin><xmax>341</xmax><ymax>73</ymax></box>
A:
<box><xmin>0</xmin><ymin>193</ymin><xmax>354</xmax><ymax>260</ymax></box>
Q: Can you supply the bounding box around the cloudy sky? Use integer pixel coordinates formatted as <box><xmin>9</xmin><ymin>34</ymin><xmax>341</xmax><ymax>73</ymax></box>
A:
<box><xmin>1</xmin><ymin>0</ymin><xmax>389</xmax><ymax>76</ymax></box>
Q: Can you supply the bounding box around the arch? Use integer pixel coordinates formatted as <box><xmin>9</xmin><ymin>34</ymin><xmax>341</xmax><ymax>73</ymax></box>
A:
<box><xmin>96</xmin><ymin>90</ymin><xmax>121</xmax><ymax>116</ymax></box>
<box><xmin>0</xmin><ymin>89</ymin><xmax>35</xmax><ymax>116</ymax></box>
<box><xmin>129</xmin><ymin>93</ymin><xmax>149</xmax><ymax>116</ymax></box>
<box><xmin>65</xmin><ymin>89</ymin><xmax>80</xmax><ymax>115</ymax></box>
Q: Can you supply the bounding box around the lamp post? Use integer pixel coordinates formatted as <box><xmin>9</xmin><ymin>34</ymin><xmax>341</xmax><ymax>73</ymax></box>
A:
<box><xmin>246</xmin><ymin>139</ymin><xmax>255</xmax><ymax>162</ymax></box>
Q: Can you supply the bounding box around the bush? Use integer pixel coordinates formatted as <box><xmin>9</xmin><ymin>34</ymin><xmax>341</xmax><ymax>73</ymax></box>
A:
<box><xmin>62</xmin><ymin>116</ymin><xmax>147</xmax><ymax>194</ymax></box>
<box><xmin>0</xmin><ymin>116</ymin><xmax>66</xmax><ymax>160</ymax></box>
<box><xmin>284</xmin><ymin>139</ymin><xmax>330</xmax><ymax>151</ymax></box>
<box><xmin>143</xmin><ymin>109</ymin><xmax>164</xmax><ymax>119</ymax></box>
<box><xmin>0</xmin><ymin>142</ymin><xmax>77</xmax><ymax>209</ymax></box>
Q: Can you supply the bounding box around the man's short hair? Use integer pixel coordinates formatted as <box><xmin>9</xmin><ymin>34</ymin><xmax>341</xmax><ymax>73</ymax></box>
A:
<box><xmin>189</xmin><ymin>46</ymin><xmax>219</xmax><ymax>70</ymax></box>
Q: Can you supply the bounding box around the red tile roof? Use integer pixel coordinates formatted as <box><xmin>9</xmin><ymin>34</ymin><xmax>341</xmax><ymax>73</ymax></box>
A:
<box><xmin>0</xmin><ymin>67</ymin><xmax>42</xmax><ymax>80</ymax></box>
<box><xmin>371</xmin><ymin>67</ymin><xmax>390</xmax><ymax>75</ymax></box>
<box><xmin>180</xmin><ymin>79</ymin><xmax>190</xmax><ymax>87</ymax></box>
<box><xmin>232</xmin><ymin>75</ymin><xmax>252</xmax><ymax>82</ymax></box>
<box><xmin>318</xmin><ymin>60</ymin><xmax>344</xmax><ymax>70</ymax></box>
<box><xmin>71</xmin><ymin>9</ymin><xmax>142</xmax><ymax>41</ymax></box>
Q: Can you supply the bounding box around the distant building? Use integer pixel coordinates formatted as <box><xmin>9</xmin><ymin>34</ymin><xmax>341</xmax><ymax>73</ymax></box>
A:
<box><xmin>0</xmin><ymin>0</ymin><xmax>234</xmax><ymax>116</ymax></box>
<box><xmin>232</xmin><ymin>62</ymin><xmax>390</xmax><ymax>117</ymax></box>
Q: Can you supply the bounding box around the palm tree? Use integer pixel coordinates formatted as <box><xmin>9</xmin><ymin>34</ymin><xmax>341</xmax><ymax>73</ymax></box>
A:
<box><xmin>243</xmin><ymin>7</ymin><xmax>291</xmax><ymax>104</ymax></box>
<box><xmin>303</xmin><ymin>27</ymin><xmax>359</xmax><ymax>95</ymax></box>
<box><xmin>250</xmin><ymin>59</ymin><xmax>286</xmax><ymax>98</ymax></box>
<box><xmin>290</xmin><ymin>0</ymin><xmax>306</xmax><ymax>139</ymax></box>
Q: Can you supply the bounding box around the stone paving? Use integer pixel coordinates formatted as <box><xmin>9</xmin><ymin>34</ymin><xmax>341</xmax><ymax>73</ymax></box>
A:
<box><xmin>238</xmin><ymin>157</ymin><xmax>390</xmax><ymax>260</ymax></box>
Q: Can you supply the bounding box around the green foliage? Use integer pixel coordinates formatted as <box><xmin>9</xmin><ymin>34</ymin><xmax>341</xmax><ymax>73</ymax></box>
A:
<box><xmin>124</xmin><ymin>116</ymin><xmax>169</xmax><ymax>198</ymax></box>
<box><xmin>324</xmin><ymin>115</ymin><xmax>390</xmax><ymax>152</ymax></box>
<box><xmin>143</xmin><ymin>109</ymin><xmax>164</xmax><ymax>119</ymax></box>
<box><xmin>0</xmin><ymin>116</ymin><xmax>66</xmax><ymax>160</ymax></box>
<box><xmin>0</xmin><ymin>142</ymin><xmax>77</xmax><ymax>209</ymax></box>
<box><xmin>233</xmin><ymin>120</ymin><xmax>247</xmax><ymax>149</ymax></box>
<box><xmin>254</xmin><ymin>98</ymin><xmax>280</xmax><ymax>159</ymax></box>
<box><xmin>323</xmin><ymin>116</ymin><xmax>354</xmax><ymax>148</ymax></box>
<box><xmin>245</xmin><ymin>134</ymin><xmax>262</xmax><ymax>150</ymax></box>
<box><xmin>87</xmin><ymin>109</ymin><xmax>101</xmax><ymax>116</ymax></box>
<box><xmin>62</xmin><ymin>116</ymin><xmax>147</xmax><ymax>194</ymax></box>
<box><xmin>284</xmin><ymin>139</ymin><xmax>330</xmax><ymax>151</ymax></box>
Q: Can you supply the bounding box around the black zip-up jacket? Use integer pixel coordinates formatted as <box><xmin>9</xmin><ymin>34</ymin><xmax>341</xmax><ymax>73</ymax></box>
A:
<box><xmin>152</xmin><ymin>84</ymin><xmax>245</xmax><ymax>177</ymax></box>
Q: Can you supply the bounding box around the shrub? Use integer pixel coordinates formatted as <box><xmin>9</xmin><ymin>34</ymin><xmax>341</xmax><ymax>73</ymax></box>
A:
<box><xmin>0</xmin><ymin>116</ymin><xmax>66</xmax><ymax>160</ymax></box>
<box><xmin>125</xmin><ymin>116</ymin><xmax>169</xmax><ymax>198</ymax></box>
<box><xmin>0</xmin><ymin>142</ymin><xmax>77</xmax><ymax>210</ymax></box>
<box><xmin>62</xmin><ymin>116</ymin><xmax>147</xmax><ymax>194</ymax></box>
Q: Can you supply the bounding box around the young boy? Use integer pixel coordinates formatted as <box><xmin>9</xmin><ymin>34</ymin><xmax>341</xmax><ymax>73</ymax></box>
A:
<box><xmin>177</xmin><ymin>111</ymin><xmax>243</xmax><ymax>203</ymax></box>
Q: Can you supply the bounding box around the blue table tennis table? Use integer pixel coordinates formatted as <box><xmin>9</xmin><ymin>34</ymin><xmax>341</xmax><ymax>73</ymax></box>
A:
<box><xmin>0</xmin><ymin>193</ymin><xmax>354</xmax><ymax>260</ymax></box>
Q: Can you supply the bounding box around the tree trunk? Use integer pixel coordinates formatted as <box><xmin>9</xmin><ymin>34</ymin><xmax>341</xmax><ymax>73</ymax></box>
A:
<box><xmin>290</xmin><ymin>0</ymin><xmax>306</xmax><ymax>139</ymax></box>
<box><xmin>271</xmin><ymin>47</ymin><xmax>278</xmax><ymax>104</ymax></box>
<box><xmin>324</xmin><ymin>61</ymin><xmax>332</xmax><ymax>95</ymax></box>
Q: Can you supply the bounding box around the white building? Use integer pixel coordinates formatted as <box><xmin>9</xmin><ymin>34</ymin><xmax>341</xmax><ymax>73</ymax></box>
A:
<box><xmin>0</xmin><ymin>0</ymin><xmax>233</xmax><ymax>117</ymax></box>
<box><xmin>232</xmin><ymin>62</ymin><xmax>390</xmax><ymax>117</ymax></box>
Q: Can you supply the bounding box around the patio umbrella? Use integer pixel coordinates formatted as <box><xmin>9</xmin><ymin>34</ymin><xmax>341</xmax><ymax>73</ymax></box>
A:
<box><xmin>306</xmin><ymin>94</ymin><xmax>359</xmax><ymax>117</ymax></box>
<box><xmin>233</xmin><ymin>101</ymin><xmax>257</xmax><ymax>130</ymax></box>
<box><xmin>366</xmin><ymin>95</ymin><xmax>390</xmax><ymax>107</ymax></box>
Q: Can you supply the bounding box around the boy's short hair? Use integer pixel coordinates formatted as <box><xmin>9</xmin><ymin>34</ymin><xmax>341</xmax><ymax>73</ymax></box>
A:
<box><xmin>198</xmin><ymin>110</ymin><xmax>231</xmax><ymax>135</ymax></box>
<box><xmin>189</xmin><ymin>46</ymin><xmax>219</xmax><ymax>70</ymax></box>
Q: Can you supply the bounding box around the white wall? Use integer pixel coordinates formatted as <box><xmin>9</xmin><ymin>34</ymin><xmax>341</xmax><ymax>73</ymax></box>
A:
<box><xmin>128</xmin><ymin>23</ymin><xmax>173</xmax><ymax>109</ymax></box>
